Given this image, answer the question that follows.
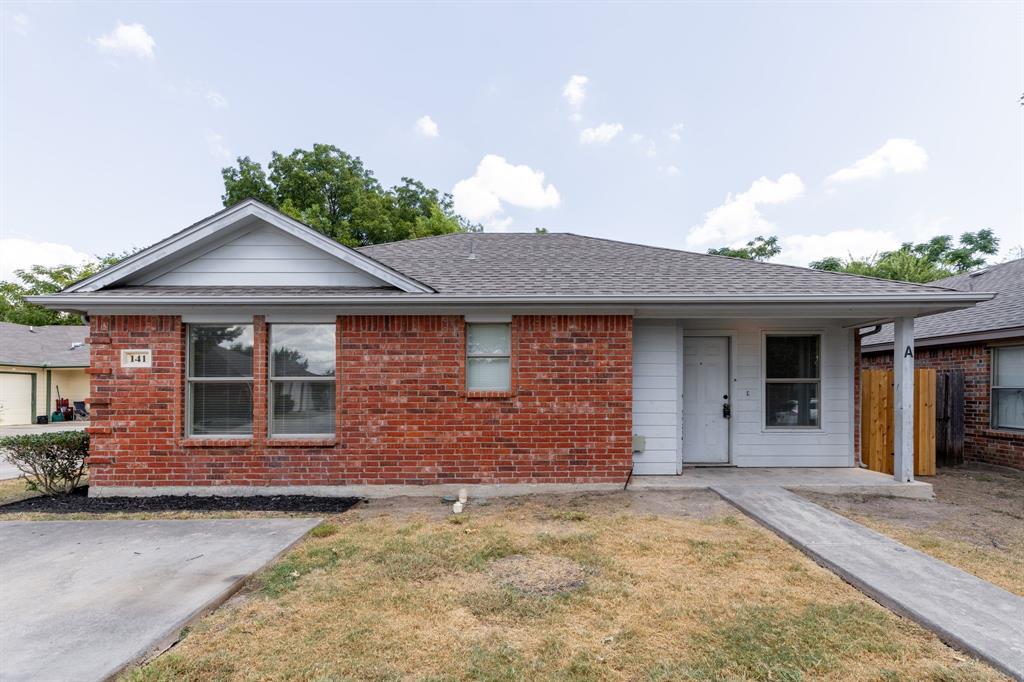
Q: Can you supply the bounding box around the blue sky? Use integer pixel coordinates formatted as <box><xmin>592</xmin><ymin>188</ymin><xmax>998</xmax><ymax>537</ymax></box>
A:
<box><xmin>1</xmin><ymin>2</ymin><xmax>1021</xmax><ymax>279</ymax></box>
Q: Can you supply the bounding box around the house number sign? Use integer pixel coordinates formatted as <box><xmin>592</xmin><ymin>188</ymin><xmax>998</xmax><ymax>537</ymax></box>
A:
<box><xmin>121</xmin><ymin>349</ymin><xmax>152</xmax><ymax>368</ymax></box>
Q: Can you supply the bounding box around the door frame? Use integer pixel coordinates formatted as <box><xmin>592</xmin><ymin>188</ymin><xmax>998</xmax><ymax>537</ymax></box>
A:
<box><xmin>679</xmin><ymin>329</ymin><xmax>737</xmax><ymax>469</ymax></box>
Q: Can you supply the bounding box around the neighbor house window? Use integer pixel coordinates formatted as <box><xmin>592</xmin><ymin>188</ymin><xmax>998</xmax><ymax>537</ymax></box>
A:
<box><xmin>187</xmin><ymin>324</ymin><xmax>254</xmax><ymax>436</ymax></box>
<box><xmin>270</xmin><ymin>324</ymin><xmax>336</xmax><ymax>436</ymax></box>
<box><xmin>992</xmin><ymin>346</ymin><xmax>1024</xmax><ymax>430</ymax></box>
<box><xmin>466</xmin><ymin>323</ymin><xmax>511</xmax><ymax>391</ymax></box>
<box><xmin>765</xmin><ymin>334</ymin><xmax>820</xmax><ymax>428</ymax></box>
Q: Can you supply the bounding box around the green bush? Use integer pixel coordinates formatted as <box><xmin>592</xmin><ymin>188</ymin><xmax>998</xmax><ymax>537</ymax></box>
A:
<box><xmin>0</xmin><ymin>431</ymin><xmax>89</xmax><ymax>495</ymax></box>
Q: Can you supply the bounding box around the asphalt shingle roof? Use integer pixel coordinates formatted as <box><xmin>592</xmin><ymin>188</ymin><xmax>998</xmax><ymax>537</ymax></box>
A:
<box><xmin>0</xmin><ymin>323</ymin><xmax>89</xmax><ymax>367</ymax></box>
<box><xmin>357</xmin><ymin>233</ymin><xmax>960</xmax><ymax>296</ymax></box>
<box><xmin>862</xmin><ymin>258</ymin><xmax>1024</xmax><ymax>348</ymax></box>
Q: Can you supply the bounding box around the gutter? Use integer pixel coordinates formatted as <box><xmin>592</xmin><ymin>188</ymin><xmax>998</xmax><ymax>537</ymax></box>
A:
<box><xmin>26</xmin><ymin>292</ymin><xmax>995</xmax><ymax>307</ymax></box>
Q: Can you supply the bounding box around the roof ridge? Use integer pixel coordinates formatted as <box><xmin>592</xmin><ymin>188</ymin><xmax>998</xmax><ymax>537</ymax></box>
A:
<box><xmin>558</xmin><ymin>233</ymin><xmax>961</xmax><ymax>293</ymax></box>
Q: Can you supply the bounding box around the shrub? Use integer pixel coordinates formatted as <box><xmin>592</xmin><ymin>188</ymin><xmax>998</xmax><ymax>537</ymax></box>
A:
<box><xmin>0</xmin><ymin>431</ymin><xmax>89</xmax><ymax>495</ymax></box>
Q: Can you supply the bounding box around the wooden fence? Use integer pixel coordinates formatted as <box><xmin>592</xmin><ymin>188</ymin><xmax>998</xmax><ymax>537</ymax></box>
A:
<box><xmin>861</xmin><ymin>368</ymin><xmax>936</xmax><ymax>476</ymax></box>
<box><xmin>935</xmin><ymin>369</ymin><xmax>965</xmax><ymax>467</ymax></box>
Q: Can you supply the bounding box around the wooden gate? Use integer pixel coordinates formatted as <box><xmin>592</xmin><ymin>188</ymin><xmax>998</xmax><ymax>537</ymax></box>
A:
<box><xmin>935</xmin><ymin>369</ymin><xmax>965</xmax><ymax>467</ymax></box>
<box><xmin>861</xmin><ymin>368</ymin><xmax>936</xmax><ymax>476</ymax></box>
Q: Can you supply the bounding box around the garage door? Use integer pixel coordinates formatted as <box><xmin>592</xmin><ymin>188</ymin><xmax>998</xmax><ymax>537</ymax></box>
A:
<box><xmin>0</xmin><ymin>374</ymin><xmax>33</xmax><ymax>426</ymax></box>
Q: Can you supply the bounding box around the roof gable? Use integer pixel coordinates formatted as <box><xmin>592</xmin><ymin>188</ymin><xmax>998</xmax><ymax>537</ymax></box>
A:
<box><xmin>65</xmin><ymin>200</ymin><xmax>433</xmax><ymax>294</ymax></box>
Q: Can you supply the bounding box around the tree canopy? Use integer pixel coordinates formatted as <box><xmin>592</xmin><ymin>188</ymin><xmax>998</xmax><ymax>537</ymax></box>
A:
<box><xmin>707</xmin><ymin>235</ymin><xmax>781</xmax><ymax>262</ymax></box>
<box><xmin>809</xmin><ymin>229</ymin><xmax>999</xmax><ymax>283</ymax></box>
<box><xmin>0</xmin><ymin>252</ymin><xmax>133</xmax><ymax>325</ymax></box>
<box><xmin>221</xmin><ymin>144</ymin><xmax>477</xmax><ymax>247</ymax></box>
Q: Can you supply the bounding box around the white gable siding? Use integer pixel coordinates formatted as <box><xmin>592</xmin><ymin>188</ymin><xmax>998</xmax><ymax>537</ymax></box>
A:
<box><xmin>632</xmin><ymin>320</ymin><xmax>681</xmax><ymax>475</ymax></box>
<box><xmin>139</xmin><ymin>225</ymin><xmax>388</xmax><ymax>287</ymax></box>
<box><xmin>631</xmin><ymin>318</ymin><xmax>855</xmax><ymax>472</ymax></box>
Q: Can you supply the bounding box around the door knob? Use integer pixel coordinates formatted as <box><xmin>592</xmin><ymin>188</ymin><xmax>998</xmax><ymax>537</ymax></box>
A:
<box><xmin>722</xmin><ymin>403</ymin><xmax>731</xmax><ymax>419</ymax></box>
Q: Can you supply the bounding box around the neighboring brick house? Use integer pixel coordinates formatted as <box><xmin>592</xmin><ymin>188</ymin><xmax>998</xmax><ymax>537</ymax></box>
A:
<box><xmin>30</xmin><ymin>200</ymin><xmax>991</xmax><ymax>496</ymax></box>
<box><xmin>862</xmin><ymin>258</ymin><xmax>1024</xmax><ymax>470</ymax></box>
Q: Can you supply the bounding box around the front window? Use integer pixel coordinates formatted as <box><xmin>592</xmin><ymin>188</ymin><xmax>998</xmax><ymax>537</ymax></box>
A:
<box><xmin>992</xmin><ymin>346</ymin><xmax>1024</xmax><ymax>430</ymax></box>
<box><xmin>270</xmin><ymin>324</ymin><xmax>336</xmax><ymax>436</ymax></box>
<box><xmin>765</xmin><ymin>334</ymin><xmax>820</xmax><ymax>428</ymax></box>
<box><xmin>187</xmin><ymin>324</ymin><xmax>254</xmax><ymax>436</ymax></box>
<box><xmin>466</xmin><ymin>323</ymin><xmax>511</xmax><ymax>391</ymax></box>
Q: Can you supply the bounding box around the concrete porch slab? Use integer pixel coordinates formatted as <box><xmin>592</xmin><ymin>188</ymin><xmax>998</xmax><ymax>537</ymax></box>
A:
<box><xmin>628</xmin><ymin>467</ymin><xmax>933</xmax><ymax>499</ymax></box>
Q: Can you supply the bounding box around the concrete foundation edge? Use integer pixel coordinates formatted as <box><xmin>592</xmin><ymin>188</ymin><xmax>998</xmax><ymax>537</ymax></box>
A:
<box><xmin>88</xmin><ymin>482</ymin><xmax>625</xmax><ymax>498</ymax></box>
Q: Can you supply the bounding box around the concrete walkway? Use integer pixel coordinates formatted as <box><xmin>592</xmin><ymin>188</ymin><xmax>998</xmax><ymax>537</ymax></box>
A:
<box><xmin>0</xmin><ymin>518</ymin><xmax>320</xmax><ymax>682</ymax></box>
<box><xmin>631</xmin><ymin>467</ymin><xmax>933</xmax><ymax>499</ymax></box>
<box><xmin>714</xmin><ymin>486</ymin><xmax>1024</xmax><ymax>679</ymax></box>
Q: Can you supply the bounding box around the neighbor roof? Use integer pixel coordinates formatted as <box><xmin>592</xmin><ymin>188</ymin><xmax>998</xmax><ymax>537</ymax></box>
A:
<box><xmin>862</xmin><ymin>258</ymin><xmax>1024</xmax><ymax>350</ymax></box>
<box><xmin>0</xmin><ymin>323</ymin><xmax>89</xmax><ymax>367</ymax></box>
<box><xmin>358</xmin><ymin>232</ymin><xmax>963</xmax><ymax>296</ymax></box>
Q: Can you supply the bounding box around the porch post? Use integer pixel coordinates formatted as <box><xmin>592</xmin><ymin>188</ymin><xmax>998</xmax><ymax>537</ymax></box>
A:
<box><xmin>893</xmin><ymin>316</ymin><xmax>915</xmax><ymax>483</ymax></box>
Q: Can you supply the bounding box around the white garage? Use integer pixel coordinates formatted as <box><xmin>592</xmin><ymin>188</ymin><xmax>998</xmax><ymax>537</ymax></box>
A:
<box><xmin>0</xmin><ymin>373</ymin><xmax>35</xmax><ymax>426</ymax></box>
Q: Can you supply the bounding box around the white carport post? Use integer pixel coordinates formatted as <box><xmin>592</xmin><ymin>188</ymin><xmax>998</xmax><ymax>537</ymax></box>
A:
<box><xmin>893</xmin><ymin>316</ymin><xmax>915</xmax><ymax>483</ymax></box>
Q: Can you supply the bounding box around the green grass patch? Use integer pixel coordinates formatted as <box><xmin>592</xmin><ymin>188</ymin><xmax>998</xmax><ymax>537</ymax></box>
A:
<box><xmin>257</xmin><ymin>541</ymin><xmax>357</xmax><ymax>597</ymax></box>
<box><xmin>308</xmin><ymin>522</ymin><xmax>339</xmax><ymax>538</ymax></box>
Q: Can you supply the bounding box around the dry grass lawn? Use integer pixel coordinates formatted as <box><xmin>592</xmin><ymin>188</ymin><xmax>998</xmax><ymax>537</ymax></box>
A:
<box><xmin>802</xmin><ymin>465</ymin><xmax>1024</xmax><ymax>596</ymax></box>
<box><xmin>123</xmin><ymin>490</ymin><xmax>1004</xmax><ymax>681</ymax></box>
<box><xmin>0</xmin><ymin>476</ymin><xmax>37</xmax><ymax>505</ymax></box>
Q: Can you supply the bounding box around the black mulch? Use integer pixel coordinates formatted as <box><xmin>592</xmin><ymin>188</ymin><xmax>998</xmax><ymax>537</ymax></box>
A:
<box><xmin>0</xmin><ymin>486</ymin><xmax>362</xmax><ymax>514</ymax></box>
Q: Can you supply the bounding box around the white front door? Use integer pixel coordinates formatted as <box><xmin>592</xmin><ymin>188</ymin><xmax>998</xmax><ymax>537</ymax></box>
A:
<box><xmin>682</xmin><ymin>336</ymin><xmax>730</xmax><ymax>463</ymax></box>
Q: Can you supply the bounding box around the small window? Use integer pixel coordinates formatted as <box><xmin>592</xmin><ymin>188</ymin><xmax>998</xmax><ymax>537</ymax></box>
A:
<box><xmin>765</xmin><ymin>334</ymin><xmax>820</xmax><ymax>428</ymax></box>
<box><xmin>270</xmin><ymin>324</ymin><xmax>336</xmax><ymax>436</ymax></box>
<box><xmin>187</xmin><ymin>324</ymin><xmax>254</xmax><ymax>436</ymax></box>
<box><xmin>466</xmin><ymin>323</ymin><xmax>511</xmax><ymax>391</ymax></box>
<box><xmin>992</xmin><ymin>346</ymin><xmax>1024</xmax><ymax>430</ymax></box>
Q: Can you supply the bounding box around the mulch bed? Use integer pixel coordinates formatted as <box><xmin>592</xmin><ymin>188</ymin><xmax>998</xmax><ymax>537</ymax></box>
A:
<box><xmin>0</xmin><ymin>486</ymin><xmax>361</xmax><ymax>514</ymax></box>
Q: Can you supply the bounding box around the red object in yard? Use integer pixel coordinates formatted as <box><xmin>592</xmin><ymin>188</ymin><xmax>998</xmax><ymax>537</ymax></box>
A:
<box><xmin>55</xmin><ymin>398</ymin><xmax>74</xmax><ymax>421</ymax></box>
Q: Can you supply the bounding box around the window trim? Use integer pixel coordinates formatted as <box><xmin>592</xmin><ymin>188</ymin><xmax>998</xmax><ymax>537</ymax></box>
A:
<box><xmin>185</xmin><ymin>323</ymin><xmax>255</xmax><ymax>438</ymax></box>
<box><xmin>267</xmin><ymin>323</ymin><xmax>337</xmax><ymax>439</ymax></box>
<box><xmin>465</xmin><ymin>321</ymin><xmax>513</xmax><ymax>394</ymax></box>
<box><xmin>762</xmin><ymin>331</ymin><xmax>823</xmax><ymax>431</ymax></box>
<box><xmin>991</xmin><ymin>345</ymin><xmax>1024</xmax><ymax>432</ymax></box>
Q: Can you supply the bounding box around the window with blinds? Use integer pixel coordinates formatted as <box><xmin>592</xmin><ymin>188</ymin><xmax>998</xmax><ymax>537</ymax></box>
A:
<box><xmin>187</xmin><ymin>324</ymin><xmax>254</xmax><ymax>436</ymax></box>
<box><xmin>466</xmin><ymin>323</ymin><xmax>511</xmax><ymax>391</ymax></box>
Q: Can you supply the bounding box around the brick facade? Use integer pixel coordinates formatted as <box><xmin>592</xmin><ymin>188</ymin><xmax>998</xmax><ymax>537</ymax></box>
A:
<box><xmin>863</xmin><ymin>339</ymin><xmax>1024</xmax><ymax>470</ymax></box>
<box><xmin>86</xmin><ymin>314</ymin><xmax>634</xmax><ymax>489</ymax></box>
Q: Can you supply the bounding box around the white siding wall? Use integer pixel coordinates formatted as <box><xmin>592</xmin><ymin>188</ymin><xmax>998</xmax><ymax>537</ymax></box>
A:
<box><xmin>141</xmin><ymin>224</ymin><xmax>388</xmax><ymax>287</ymax></box>
<box><xmin>631</xmin><ymin>318</ymin><xmax>854</xmax><ymax>471</ymax></box>
<box><xmin>632</xmin><ymin>320</ymin><xmax>681</xmax><ymax>475</ymax></box>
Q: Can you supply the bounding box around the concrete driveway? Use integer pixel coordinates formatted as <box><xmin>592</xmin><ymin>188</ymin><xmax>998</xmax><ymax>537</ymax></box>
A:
<box><xmin>0</xmin><ymin>422</ymin><xmax>88</xmax><ymax>480</ymax></box>
<box><xmin>0</xmin><ymin>518</ymin><xmax>320</xmax><ymax>681</ymax></box>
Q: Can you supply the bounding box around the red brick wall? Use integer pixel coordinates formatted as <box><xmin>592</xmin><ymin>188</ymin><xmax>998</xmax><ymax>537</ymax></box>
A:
<box><xmin>862</xmin><ymin>340</ymin><xmax>1024</xmax><ymax>470</ymax></box>
<box><xmin>86</xmin><ymin>314</ymin><xmax>634</xmax><ymax>488</ymax></box>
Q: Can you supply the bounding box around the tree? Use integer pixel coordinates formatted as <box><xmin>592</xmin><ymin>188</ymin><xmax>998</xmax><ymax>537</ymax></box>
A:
<box><xmin>0</xmin><ymin>252</ymin><xmax>133</xmax><ymax>325</ymax></box>
<box><xmin>810</xmin><ymin>229</ymin><xmax>999</xmax><ymax>283</ymax></box>
<box><xmin>707</xmin><ymin>235</ymin><xmax>781</xmax><ymax>261</ymax></box>
<box><xmin>221</xmin><ymin>144</ymin><xmax>476</xmax><ymax>246</ymax></box>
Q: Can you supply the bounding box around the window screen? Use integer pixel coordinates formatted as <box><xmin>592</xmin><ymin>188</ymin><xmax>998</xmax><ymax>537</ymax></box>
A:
<box><xmin>992</xmin><ymin>346</ymin><xmax>1024</xmax><ymax>430</ymax></box>
<box><xmin>270</xmin><ymin>324</ymin><xmax>336</xmax><ymax>436</ymax></box>
<box><xmin>187</xmin><ymin>325</ymin><xmax>254</xmax><ymax>435</ymax></box>
<box><xmin>467</xmin><ymin>323</ymin><xmax>511</xmax><ymax>391</ymax></box>
<box><xmin>765</xmin><ymin>334</ymin><xmax>820</xmax><ymax>428</ymax></box>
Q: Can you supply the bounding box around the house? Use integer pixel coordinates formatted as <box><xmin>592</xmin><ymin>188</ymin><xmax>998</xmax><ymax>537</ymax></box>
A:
<box><xmin>29</xmin><ymin>200</ymin><xmax>992</xmax><ymax>496</ymax></box>
<box><xmin>0</xmin><ymin>322</ymin><xmax>90</xmax><ymax>426</ymax></box>
<box><xmin>862</xmin><ymin>258</ymin><xmax>1023</xmax><ymax>470</ymax></box>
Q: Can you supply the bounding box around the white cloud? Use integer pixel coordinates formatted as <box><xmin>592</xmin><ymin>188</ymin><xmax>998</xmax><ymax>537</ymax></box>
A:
<box><xmin>206</xmin><ymin>90</ymin><xmax>228</xmax><ymax>109</ymax></box>
<box><xmin>629</xmin><ymin>133</ymin><xmax>657</xmax><ymax>157</ymax></box>
<box><xmin>206</xmin><ymin>131</ymin><xmax>232</xmax><ymax>161</ymax></box>
<box><xmin>92</xmin><ymin>22</ymin><xmax>156</xmax><ymax>59</ymax></box>
<box><xmin>778</xmin><ymin>229</ymin><xmax>903</xmax><ymax>267</ymax></box>
<box><xmin>580</xmin><ymin>122</ymin><xmax>623</xmax><ymax>145</ymax></box>
<box><xmin>827</xmin><ymin>138</ymin><xmax>928</xmax><ymax>183</ymax></box>
<box><xmin>8</xmin><ymin>12</ymin><xmax>29</xmax><ymax>35</ymax></box>
<box><xmin>415</xmin><ymin>115</ymin><xmax>439</xmax><ymax>138</ymax></box>
<box><xmin>0</xmin><ymin>239</ymin><xmax>92</xmax><ymax>280</ymax></box>
<box><xmin>659</xmin><ymin>165</ymin><xmax>680</xmax><ymax>176</ymax></box>
<box><xmin>562</xmin><ymin>74</ymin><xmax>588</xmax><ymax>121</ymax></box>
<box><xmin>667</xmin><ymin>122</ymin><xmax>684</xmax><ymax>142</ymax></box>
<box><xmin>453</xmin><ymin>155</ymin><xmax>560</xmax><ymax>228</ymax></box>
<box><xmin>686</xmin><ymin>173</ymin><xmax>805</xmax><ymax>248</ymax></box>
